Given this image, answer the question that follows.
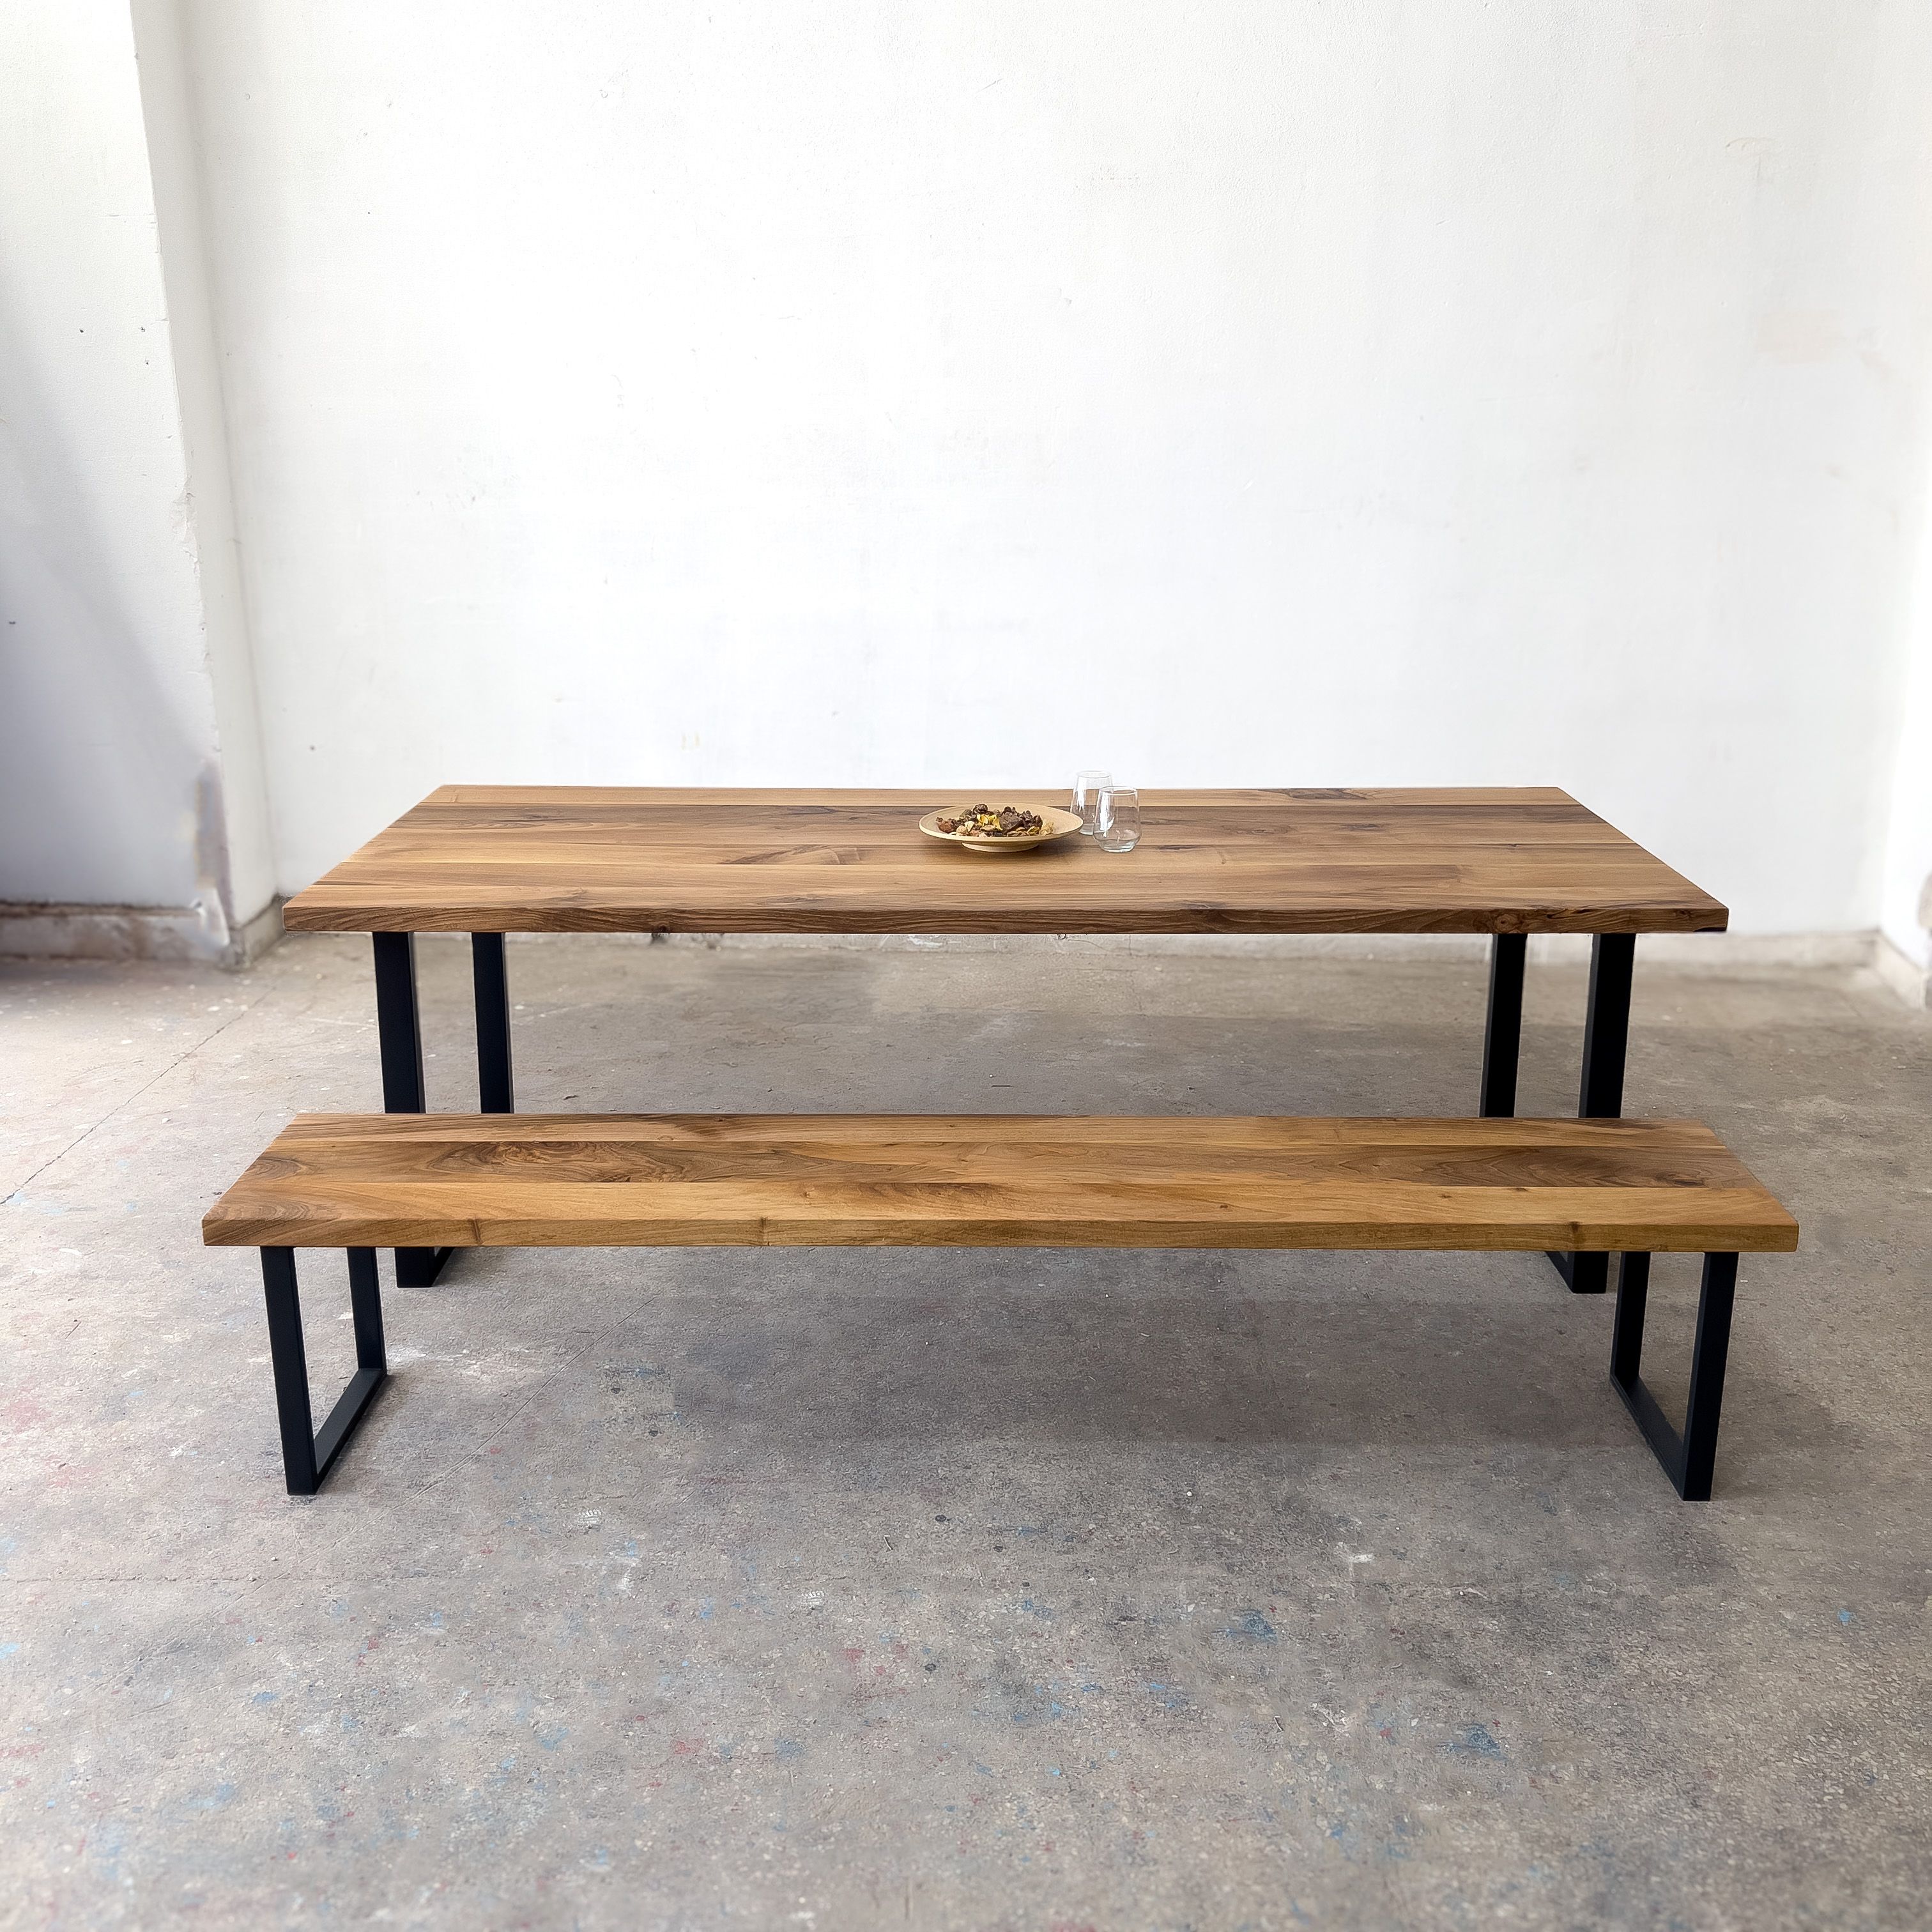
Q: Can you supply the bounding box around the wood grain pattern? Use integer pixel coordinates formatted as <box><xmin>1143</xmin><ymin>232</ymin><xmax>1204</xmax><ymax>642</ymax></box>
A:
<box><xmin>203</xmin><ymin>1113</ymin><xmax>1797</xmax><ymax>1254</ymax></box>
<box><xmin>280</xmin><ymin>787</ymin><xmax>1728</xmax><ymax>935</ymax></box>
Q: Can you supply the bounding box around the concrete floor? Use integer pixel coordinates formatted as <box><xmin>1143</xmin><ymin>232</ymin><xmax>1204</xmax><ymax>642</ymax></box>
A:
<box><xmin>1</xmin><ymin>933</ymin><xmax>1928</xmax><ymax>1930</ymax></box>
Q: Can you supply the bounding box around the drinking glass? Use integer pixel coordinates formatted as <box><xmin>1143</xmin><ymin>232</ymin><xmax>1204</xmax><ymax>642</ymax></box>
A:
<box><xmin>1072</xmin><ymin>770</ymin><xmax>1112</xmax><ymax>835</ymax></box>
<box><xmin>1096</xmin><ymin>785</ymin><xmax>1140</xmax><ymax>852</ymax></box>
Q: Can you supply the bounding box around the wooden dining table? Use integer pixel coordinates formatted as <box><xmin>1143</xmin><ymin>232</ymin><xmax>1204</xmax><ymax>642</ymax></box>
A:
<box><xmin>282</xmin><ymin>785</ymin><xmax>1727</xmax><ymax>1289</ymax></box>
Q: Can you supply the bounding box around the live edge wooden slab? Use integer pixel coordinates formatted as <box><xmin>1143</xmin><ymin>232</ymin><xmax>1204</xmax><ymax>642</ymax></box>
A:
<box><xmin>280</xmin><ymin>786</ymin><xmax>1728</xmax><ymax>936</ymax></box>
<box><xmin>203</xmin><ymin>1114</ymin><xmax>1797</xmax><ymax>1255</ymax></box>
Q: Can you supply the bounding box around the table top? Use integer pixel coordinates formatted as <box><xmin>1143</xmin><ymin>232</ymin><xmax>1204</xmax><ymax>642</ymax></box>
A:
<box><xmin>281</xmin><ymin>786</ymin><xmax>1728</xmax><ymax>936</ymax></box>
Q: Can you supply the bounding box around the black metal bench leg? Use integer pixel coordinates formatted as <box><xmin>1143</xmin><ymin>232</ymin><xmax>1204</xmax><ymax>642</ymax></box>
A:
<box><xmin>472</xmin><ymin>933</ymin><xmax>514</xmax><ymax>1114</ymax></box>
<box><xmin>1548</xmin><ymin>933</ymin><xmax>1634</xmax><ymax>1294</ymax></box>
<box><xmin>1480</xmin><ymin>933</ymin><xmax>1526</xmax><ymax>1118</ymax></box>
<box><xmin>1610</xmin><ymin>1250</ymin><xmax>1738</xmax><ymax>1500</ymax></box>
<box><xmin>261</xmin><ymin>1246</ymin><xmax>389</xmax><ymax>1496</ymax></box>
<box><xmin>373</xmin><ymin>932</ymin><xmax>452</xmax><ymax>1287</ymax></box>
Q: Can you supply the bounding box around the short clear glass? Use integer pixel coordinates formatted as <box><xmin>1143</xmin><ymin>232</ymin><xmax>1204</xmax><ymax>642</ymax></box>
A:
<box><xmin>1096</xmin><ymin>785</ymin><xmax>1140</xmax><ymax>852</ymax></box>
<box><xmin>1072</xmin><ymin>770</ymin><xmax>1112</xmax><ymax>835</ymax></box>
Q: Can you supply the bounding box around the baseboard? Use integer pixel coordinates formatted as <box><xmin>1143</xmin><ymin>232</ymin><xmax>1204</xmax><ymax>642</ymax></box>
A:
<box><xmin>638</xmin><ymin>928</ymin><xmax>1890</xmax><ymax>970</ymax></box>
<box><xmin>28</xmin><ymin>910</ymin><xmax>1906</xmax><ymax>993</ymax></box>
<box><xmin>1593</xmin><ymin>930</ymin><xmax>1878</xmax><ymax>970</ymax></box>
<box><xmin>1874</xmin><ymin>933</ymin><xmax>1931</xmax><ymax>1009</ymax></box>
<box><xmin>226</xmin><ymin>897</ymin><xmax>286</xmax><ymax>965</ymax></box>
<box><xmin>0</xmin><ymin>896</ymin><xmax>284</xmax><ymax>968</ymax></box>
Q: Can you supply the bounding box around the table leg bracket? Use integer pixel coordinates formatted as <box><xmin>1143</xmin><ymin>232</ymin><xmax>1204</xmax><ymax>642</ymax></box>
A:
<box><xmin>1547</xmin><ymin>1248</ymin><xmax>1609</xmax><ymax>1294</ymax></box>
<box><xmin>397</xmin><ymin>1246</ymin><xmax>453</xmax><ymax>1287</ymax></box>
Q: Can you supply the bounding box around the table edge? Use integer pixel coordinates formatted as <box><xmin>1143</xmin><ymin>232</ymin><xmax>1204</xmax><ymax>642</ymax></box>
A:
<box><xmin>280</xmin><ymin>903</ymin><xmax>1730</xmax><ymax>935</ymax></box>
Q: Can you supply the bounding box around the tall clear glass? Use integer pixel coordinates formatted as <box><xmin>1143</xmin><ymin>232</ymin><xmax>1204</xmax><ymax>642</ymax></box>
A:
<box><xmin>1072</xmin><ymin>770</ymin><xmax>1112</xmax><ymax>836</ymax></box>
<box><xmin>1096</xmin><ymin>785</ymin><xmax>1140</xmax><ymax>852</ymax></box>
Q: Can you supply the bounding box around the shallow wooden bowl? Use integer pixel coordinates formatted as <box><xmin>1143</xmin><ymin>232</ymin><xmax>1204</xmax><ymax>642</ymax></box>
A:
<box><xmin>918</xmin><ymin>804</ymin><xmax>1085</xmax><ymax>854</ymax></box>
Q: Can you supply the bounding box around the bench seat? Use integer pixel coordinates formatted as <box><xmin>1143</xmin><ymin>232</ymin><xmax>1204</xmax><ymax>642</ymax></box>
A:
<box><xmin>203</xmin><ymin>1112</ymin><xmax>1797</xmax><ymax>1254</ymax></box>
<box><xmin>204</xmin><ymin>1112</ymin><xmax>1796</xmax><ymax>1502</ymax></box>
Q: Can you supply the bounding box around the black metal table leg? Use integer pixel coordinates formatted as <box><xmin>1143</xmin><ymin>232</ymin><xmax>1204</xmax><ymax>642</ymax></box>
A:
<box><xmin>261</xmin><ymin>1246</ymin><xmax>389</xmax><ymax>1495</ymax></box>
<box><xmin>1578</xmin><ymin>932</ymin><xmax>1635</xmax><ymax>1119</ymax></box>
<box><xmin>472</xmin><ymin>933</ymin><xmax>514</xmax><ymax>1113</ymax></box>
<box><xmin>1548</xmin><ymin>933</ymin><xmax>1634</xmax><ymax>1294</ymax></box>
<box><xmin>1610</xmin><ymin>1250</ymin><xmax>1738</xmax><ymax>1500</ymax></box>
<box><xmin>373</xmin><ymin>932</ymin><xmax>452</xmax><ymax>1287</ymax></box>
<box><xmin>1480</xmin><ymin>933</ymin><xmax>1526</xmax><ymax>1117</ymax></box>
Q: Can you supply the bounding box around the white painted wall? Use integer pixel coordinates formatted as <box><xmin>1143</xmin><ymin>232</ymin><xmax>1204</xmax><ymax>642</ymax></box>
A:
<box><xmin>0</xmin><ymin>0</ymin><xmax>272</xmax><ymax>953</ymax></box>
<box><xmin>7</xmin><ymin>4</ymin><xmax>1931</xmax><ymax>944</ymax></box>
<box><xmin>169</xmin><ymin>1</ymin><xmax>1932</xmax><ymax>930</ymax></box>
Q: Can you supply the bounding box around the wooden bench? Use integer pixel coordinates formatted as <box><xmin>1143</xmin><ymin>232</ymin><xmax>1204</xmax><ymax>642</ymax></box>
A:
<box><xmin>204</xmin><ymin>1113</ymin><xmax>1797</xmax><ymax>1501</ymax></box>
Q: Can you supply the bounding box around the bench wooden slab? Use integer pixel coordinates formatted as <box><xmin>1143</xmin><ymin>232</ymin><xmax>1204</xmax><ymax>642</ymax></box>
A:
<box><xmin>204</xmin><ymin>1113</ymin><xmax>1797</xmax><ymax>1254</ymax></box>
<box><xmin>205</xmin><ymin>1113</ymin><xmax>1795</xmax><ymax>1502</ymax></box>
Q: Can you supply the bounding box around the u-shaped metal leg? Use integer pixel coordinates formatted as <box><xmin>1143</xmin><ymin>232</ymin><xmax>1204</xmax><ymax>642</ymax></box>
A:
<box><xmin>1549</xmin><ymin>935</ymin><xmax>1635</xmax><ymax>1294</ymax></box>
<box><xmin>1609</xmin><ymin>1250</ymin><xmax>1738</xmax><ymax>1500</ymax></box>
<box><xmin>372</xmin><ymin>933</ymin><xmax>452</xmax><ymax>1287</ymax></box>
<box><xmin>260</xmin><ymin>1246</ymin><xmax>388</xmax><ymax>1495</ymax></box>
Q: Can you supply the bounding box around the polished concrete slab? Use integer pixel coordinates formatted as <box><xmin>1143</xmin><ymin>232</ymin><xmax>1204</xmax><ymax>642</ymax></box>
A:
<box><xmin>1</xmin><ymin>933</ymin><xmax>1927</xmax><ymax>1929</ymax></box>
